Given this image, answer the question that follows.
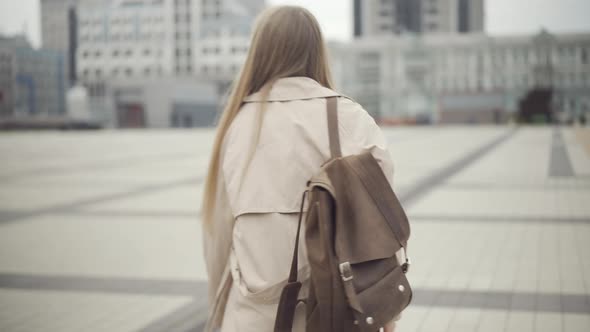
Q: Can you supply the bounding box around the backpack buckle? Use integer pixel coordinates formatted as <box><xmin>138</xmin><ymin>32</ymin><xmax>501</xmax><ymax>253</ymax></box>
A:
<box><xmin>402</xmin><ymin>256</ymin><xmax>411</xmax><ymax>273</ymax></box>
<box><xmin>339</xmin><ymin>262</ymin><xmax>353</xmax><ymax>281</ymax></box>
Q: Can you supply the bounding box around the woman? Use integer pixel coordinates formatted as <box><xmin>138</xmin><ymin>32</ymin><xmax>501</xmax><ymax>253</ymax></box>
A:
<box><xmin>201</xmin><ymin>6</ymin><xmax>398</xmax><ymax>332</ymax></box>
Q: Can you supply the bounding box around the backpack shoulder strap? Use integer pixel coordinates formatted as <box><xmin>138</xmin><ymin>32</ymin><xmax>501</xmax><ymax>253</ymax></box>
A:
<box><xmin>274</xmin><ymin>97</ymin><xmax>339</xmax><ymax>332</ymax></box>
<box><xmin>327</xmin><ymin>97</ymin><xmax>342</xmax><ymax>158</ymax></box>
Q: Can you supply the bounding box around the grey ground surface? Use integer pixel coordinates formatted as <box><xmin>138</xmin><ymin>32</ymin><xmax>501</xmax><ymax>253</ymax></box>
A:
<box><xmin>1</xmin><ymin>125</ymin><xmax>589</xmax><ymax>332</ymax></box>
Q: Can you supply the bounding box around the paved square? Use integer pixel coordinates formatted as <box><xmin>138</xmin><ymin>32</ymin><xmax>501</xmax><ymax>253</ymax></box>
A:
<box><xmin>1</xmin><ymin>126</ymin><xmax>589</xmax><ymax>331</ymax></box>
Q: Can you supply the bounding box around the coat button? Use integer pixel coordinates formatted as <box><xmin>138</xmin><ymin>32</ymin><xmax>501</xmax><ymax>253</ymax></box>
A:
<box><xmin>353</xmin><ymin>320</ymin><xmax>358</xmax><ymax>325</ymax></box>
<box><xmin>366</xmin><ymin>317</ymin><xmax>374</xmax><ymax>325</ymax></box>
<box><xmin>398</xmin><ymin>284</ymin><xmax>405</xmax><ymax>292</ymax></box>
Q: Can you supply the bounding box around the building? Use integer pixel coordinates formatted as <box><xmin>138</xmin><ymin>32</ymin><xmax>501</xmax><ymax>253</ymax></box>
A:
<box><xmin>75</xmin><ymin>0</ymin><xmax>264</xmax><ymax>128</ymax></box>
<box><xmin>330</xmin><ymin>30</ymin><xmax>590</xmax><ymax>124</ymax></box>
<box><xmin>353</xmin><ymin>0</ymin><xmax>485</xmax><ymax>37</ymax></box>
<box><xmin>0</xmin><ymin>35</ymin><xmax>66</xmax><ymax>120</ymax></box>
<box><xmin>195</xmin><ymin>0</ymin><xmax>264</xmax><ymax>81</ymax></box>
<box><xmin>40</xmin><ymin>0</ymin><xmax>79</xmax><ymax>85</ymax></box>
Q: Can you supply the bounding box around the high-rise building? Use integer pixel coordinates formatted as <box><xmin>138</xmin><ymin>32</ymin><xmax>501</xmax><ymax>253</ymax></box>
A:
<box><xmin>40</xmin><ymin>0</ymin><xmax>79</xmax><ymax>85</ymax></box>
<box><xmin>353</xmin><ymin>0</ymin><xmax>485</xmax><ymax>37</ymax></box>
<box><xmin>74</xmin><ymin>0</ymin><xmax>265</xmax><ymax>127</ymax></box>
<box><xmin>0</xmin><ymin>35</ymin><xmax>66</xmax><ymax>118</ymax></box>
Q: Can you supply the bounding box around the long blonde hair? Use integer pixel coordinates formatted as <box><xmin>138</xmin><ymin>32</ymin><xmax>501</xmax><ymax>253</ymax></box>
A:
<box><xmin>201</xmin><ymin>6</ymin><xmax>334</xmax><ymax>230</ymax></box>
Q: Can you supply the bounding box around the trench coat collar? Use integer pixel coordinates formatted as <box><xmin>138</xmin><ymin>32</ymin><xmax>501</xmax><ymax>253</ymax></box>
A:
<box><xmin>243</xmin><ymin>76</ymin><xmax>341</xmax><ymax>102</ymax></box>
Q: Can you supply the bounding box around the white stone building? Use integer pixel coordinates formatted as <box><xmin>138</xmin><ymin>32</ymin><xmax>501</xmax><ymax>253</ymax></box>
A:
<box><xmin>330</xmin><ymin>30</ymin><xmax>590</xmax><ymax>124</ymax></box>
<box><xmin>75</xmin><ymin>0</ymin><xmax>264</xmax><ymax>127</ymax></box>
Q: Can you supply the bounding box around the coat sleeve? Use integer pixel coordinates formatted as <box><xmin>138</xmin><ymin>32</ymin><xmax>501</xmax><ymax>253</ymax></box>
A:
<box><xmin>338</xmin><ymin>98</ymin><xmax>395</xmax><ymax>189</ymax></box>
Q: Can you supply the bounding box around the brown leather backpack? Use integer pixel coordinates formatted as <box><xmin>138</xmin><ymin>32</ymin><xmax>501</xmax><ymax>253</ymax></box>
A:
<box><xmin>274</xmin><ymin>97</ymin><xmax>412</xmax><ymax>332</ymax></box>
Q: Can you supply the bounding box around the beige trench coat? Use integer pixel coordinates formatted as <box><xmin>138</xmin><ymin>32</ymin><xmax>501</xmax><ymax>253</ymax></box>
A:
<box><xmin>203</xmin><ymin>77</ymin><xmax>396</xmax><ymax>332</ymax></box>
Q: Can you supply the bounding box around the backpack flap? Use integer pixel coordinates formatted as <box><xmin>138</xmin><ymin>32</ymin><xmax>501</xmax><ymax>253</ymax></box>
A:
<box><xmin>326</xmin><ymin>153</ymin><xmax>413</xmax><ymax>330</ymax></box>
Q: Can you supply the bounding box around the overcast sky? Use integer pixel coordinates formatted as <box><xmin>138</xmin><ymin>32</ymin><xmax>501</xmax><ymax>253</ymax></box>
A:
<box><xmin>1</xmin><ymin>0</ymin><xmax>589</xmax><ymax>48</ymax></box>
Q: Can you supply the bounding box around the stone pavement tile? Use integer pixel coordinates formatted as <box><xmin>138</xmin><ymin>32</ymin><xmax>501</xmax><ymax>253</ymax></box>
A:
<box><xmin>0</xmin><ymin>289</ymin><xmax>192</xmax><ymax>332</ymax></box>
<box><xmin>535</xmin><ymin>312</ymin><xmax>562</xmax><ymax>332</ymax></box>
<box><xmin>444</xmin><ymin>128</ymin><xmax>551</xmax><ymax>185</ymax></box>
<box><xmin>446</xmin><ymin>308</ymin><xmax>481</xmax><ymax>332</ymax></box>
<box><xmin>4</xmin><ymin>158</ymin><xmax>207</xmax><ymax>187</ymax></box>
<box><xmin>78</xmin><ymin>186</ymin><xmax>203</xmax><ymax>215</ymax></box>
<box><xmin>505</xmin><ymin>311</ymin><xmax>534</xmax><ymax>332</ymax></box>
<box><xmin>563</xmin><ymin>313</ymin><xmax>590</xmax><ymax>332</ymax></box>
<box><xmin>475</xmin><ymin>309</ymin><xmax>508</xmax><ymax>332</ymax></box>
<box><xmin>416</xmin><ymin>307</ymin><xmax>455</xmax><ymax>332</ymax></box>
<box><xmin>0</xmin><ymin>185</ymin><xmax>148</xmax><ymax>213</ymax></box>
<box><xmin>0</xmin><ymin>214</ymin><xmax>206</xmax><ymax>280</ymax></box>
<box><xmin>385</xmin><ymin>127</ymin><xmax>506</xmax><ymax>194</ymax></box>
<box><xmin>394</xmin><ymin>307</ymin><xmax>430</xmax><ymax>332</ymax></box>
<box><xmin>407</xmin><ymin>188</ymin><xmax>590</xmax><ymax>219</ymax></box>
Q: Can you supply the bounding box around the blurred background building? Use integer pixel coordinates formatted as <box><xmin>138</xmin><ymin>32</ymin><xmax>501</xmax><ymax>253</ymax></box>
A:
<box><xmin>337</xmin><ymin>0</ymin><xmax>590</xmax><ymax>125</ymax></box>
<box><xmin>353</xmin><ymin>0</ymin><xmax>485</xmax><ymax>36</ymax></box>
<box><xmin>0</xmin><ymin>0</ymin><xmax>589</xmax><ymax>128</ymax></box>
<box><xmin>74</xmin><ymin>0</ymin><xmax>263</xmax><ymax>128</ymax></box>
<box><xmin>0</xmin><ymin>35</ymin><xmax>66</xmax><ymax>122</ymax></box>
<box><xmin>330</xmin><ymin>30</ymin><xmax>590</xmax><ymax>124</ymax></box>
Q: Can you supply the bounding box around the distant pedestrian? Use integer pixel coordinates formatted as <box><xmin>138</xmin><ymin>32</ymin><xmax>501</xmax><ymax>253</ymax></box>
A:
<box><xmin>201</xmin><ymin>6</ymin><xmax>407</xmax><ymax>332</ymax></box>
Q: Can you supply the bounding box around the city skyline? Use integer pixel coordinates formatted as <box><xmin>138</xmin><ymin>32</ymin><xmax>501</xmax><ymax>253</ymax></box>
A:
<box><xmin>0</xmin><ymin>0</ymin><xmax>590</xmax><ymax>48</ymax></box>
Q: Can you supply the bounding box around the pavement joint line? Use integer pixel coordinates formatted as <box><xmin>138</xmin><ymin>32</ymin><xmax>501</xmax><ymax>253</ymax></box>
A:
<box><xmin>0</xmin><ymin>273</ymin><xmax>208</xmax><ymax>297</ymax></box>
<box><xmin>399</xmin><ymin>127</ymin><xmax>518</xmax><ymax>206</ymax></box>
<box><xmin>438</xmin><ymin>182</ymin><xmax>590</xmax><ymax>190</ymax></box>
<box><xmin>411</xmin><ymin>288</ymin><xmax>590</xmax><ymax>315</ymax></box>
<box><xmin>0</xmin><ymin>152</ymin><xmax>205</xmax><ymax>183</ymax></box>
<box><xmin>548</xmin><ymin>126</ymin><xmax>575</xmax><ymax>177</ymax></box>
<box><xmin>0</xmin><ymin>209</ymin><xmax>200</xmax><ymax>219</ymax></box>
<box><xmin>1</xmin><ymin>273</ymin><xmax>587</xmax><ymax>315</ymax></box>
<box><xmin>408</xmin><ymin>214</ymin><xmax>590</xmax><ymax>223</ymax></box>
<box><xmin>0</xmin><ymin>176</ymin><xmax>204</xmax><ymax>225</ymax></box>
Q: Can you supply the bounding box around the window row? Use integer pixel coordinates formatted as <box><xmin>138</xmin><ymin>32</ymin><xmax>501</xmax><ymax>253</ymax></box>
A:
<box><xmin>79</xmin><ymin>17</ymin><xmax>164</xmax><ymax>26</ymax></box>
<box><xmin>79</xmin><ymin>33</ymin><xmax>166</xmax><ymax>42</ymax></box>
<box><xmin>80</xmin><ymin>48</ymin><xmax>162</xmax><ymax>58</ymax></box>
<box><xmin>80</xmin><ymin>66</ymin><xmax>163</xmax><ymax>78</ymax></box>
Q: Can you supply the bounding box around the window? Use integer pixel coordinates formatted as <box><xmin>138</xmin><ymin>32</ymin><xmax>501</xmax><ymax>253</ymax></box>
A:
<box><xmin>125</xmin><ymin>49</ymin><xmax>133</xmax><ymax>57</ymax></box>
<box><xmin>112</xmin><ymin>50</ymin><xmax>119</xmax><ymax>57</ymax></box>
<box><xmin>96</xmin><ymin>69</ymin><xmax>102</xmax><ymax>77</ymax></box>
<box><xmin>125</xmin><ymin>68</ymin><xmax>132</xmax><ymax>76</ymax></box>
<box><xmin>144</xmin><ymin>67</ymin><xmax>151</xmax><ymax>76</ymax></box>
<box><xmin>143</xmin><ymin>49</ymin><xmax>151</xmax><ymax>56</ymax></box>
